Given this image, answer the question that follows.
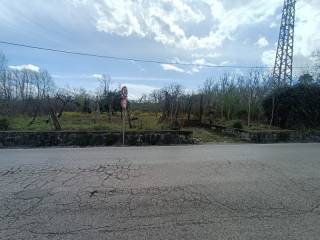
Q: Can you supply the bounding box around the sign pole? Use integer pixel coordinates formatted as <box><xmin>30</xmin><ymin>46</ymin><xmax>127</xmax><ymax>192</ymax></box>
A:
<box><xmin>120</xmin><ymin>86</ymin><xmax>128</xmax><ymax>146</ymax></box>
<box><xmin>122</xmin><ymin>109</ymin><xmax>125</xmax><ymax>145</ymax></box>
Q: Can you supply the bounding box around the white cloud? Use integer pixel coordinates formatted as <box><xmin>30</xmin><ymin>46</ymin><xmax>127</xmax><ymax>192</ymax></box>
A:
<box><xmin>9</xmin><ymin>64</ymin><xmax>40</xmax><ymax>72</ymax></box>
<box><xmin>193</xmin><ymin>58</ymin><xmax>206</xmax><ymax>65</ymax></box>
<box><xmin>123</xmin><ymin>83</ymin><xmax>159</xmax><ymax>99</ymax></box>
<box><xmin>295</xmin><ymin>2</ymin><xmax>320</xmax><ymax>57</ymax></box>
<box><xmin>113</xmin><ymin>76</ymin><xmax>175</xmax><ymax>82</ymax></box>
<box><xmin>92</xmin><ymin>74</ymin><xmax>104</xmax><ymax>80</ymax></box>
<box><xmin>161</xmin><ymin>64</ymin><xmax>185</xmax><ymax>73</ymax></box>
<box><xmin>75</xmin><ymin>0</ymin><xmax>283</xmax><ymax>51</ymax></box>
<box><xmin>186</xmin><ymin>58</ymin><xmax>206</xmax><ymax>74</ymax></box>
<box><xmin>161</xmin><ymin>58</ymin><xmax>208</xmax><ymax>74</ymax></box>
<box><xmin>70</xmin><ymin>0</ymin><xmax>320</xmax><ymax>66</ymax></box>
<box><xmin>270</xmin><ymin>22</ymin><xmax>278</xmax><ymax>28</ymax></box>
<box><xmin>2</xmin><ymin>0</ymin><xmax>320</xmax><ymax>80</ymax></box>
<box><xmin>261</xmin><ymin>50</ymin><xmax>275</xmax><ymax>66</ymax></box>
<box><xmin>192</xmin><ymin>52</ymin><xmax>221</xmax><ymax>59</ymax></box>
<box><xmin>94</xmin><ymin>0</ymin><xmax>205</xmax><ymax>42</ymax></box>
<box><xmin>255</xmin><ymin>37</ymin><xmax>269</xmax><ymax>48</ymax></box>
<box><xmin>220</xmin><ymin>61</ymin><xmax>230</xmax><ymax>66</ymax></box>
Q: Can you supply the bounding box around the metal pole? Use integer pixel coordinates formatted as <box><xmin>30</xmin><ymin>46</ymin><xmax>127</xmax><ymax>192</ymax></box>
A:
<box><xmin>122</xmin><ymin>110</ymin><xmax>125</xmax><ymax>145</ymax></box>
<box><xmin>120</xmin><ymin>86</ymin><xmax>128</xmax><ymax>146</ymax></box>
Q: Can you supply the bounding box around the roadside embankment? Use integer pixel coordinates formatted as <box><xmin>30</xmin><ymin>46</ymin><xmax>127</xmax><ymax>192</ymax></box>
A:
<box><xmin>0</xmin><ymin>130</ymin><xmax>193</xmax><ymax>148</ymax></box>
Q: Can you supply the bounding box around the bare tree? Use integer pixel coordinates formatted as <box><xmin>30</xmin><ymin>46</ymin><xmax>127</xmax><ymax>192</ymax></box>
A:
<box><xmin>161</xmin><ymin>84</ymin><xmax>184</xmax><ymax>122</ymax></box>
<box><xmin>199</xmin><ymin>94</ymin><xmax>204</xmax><ymax>123</ymax></box>
<box><xmin>246</xmin><ymin>71</ymin><xmax>259</xmax><ymax>126</ymax></box>
<box><xmin>185</xmin><ymin>94</ymin><xmax>193</xmax><ymax>121</ymax></box>
<box><xmin>0</xmin><ymin>54</ymin><xmax>16</xmax><ymax>103</ymax></box>
<box><xmin>55</xmin><ymin>89</ymin><xmax>72</xmax><ymax>118</ymax></box>
<box><xmin>99</xmin><ymin>74</ymin><xmax>111</xmax><ymax>96</ymax></box>
<box><xmin>312</xmin><ymin>50</ymin><xmax>320</xmax><ymax>83</ymax></box>
<box><xmin>0</xmin><ymin>53</ymin><xmax>9</xmax><ymax>100</ymax></box>
<box><xmin>97</xmin><ymin>74</ymin><xmax>114</xmax><ymax>121</ymax></box>
<box><xmin>47</xmin><ymin>95</ymin><xmax>62</xmax><ymax>130</ymax></box>
<box><xmin>94</xmin><ymin>96</ymin><xmax>100</xmax><ymax>122</ymax></box>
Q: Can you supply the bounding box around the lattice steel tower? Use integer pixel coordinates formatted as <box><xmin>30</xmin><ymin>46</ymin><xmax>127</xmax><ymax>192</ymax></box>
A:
<box><xmin>272</xmin><ymin>0</ymin><xmax>297</xmax><ymax>87</ymax></box>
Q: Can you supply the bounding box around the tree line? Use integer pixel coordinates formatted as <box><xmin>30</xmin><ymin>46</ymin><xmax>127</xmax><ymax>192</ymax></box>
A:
<box><xmin>1</xmin><ymin>51</ymin><xmax>320</xmax><ymax>130</ymax></box>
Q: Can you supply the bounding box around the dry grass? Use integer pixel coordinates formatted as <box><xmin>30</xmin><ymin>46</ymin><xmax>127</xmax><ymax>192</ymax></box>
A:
<box><xmin>7</xmin><ymin>112</ymin><xmax>169</xmax><ymax>131</ymax></box>
<box><xmin>189</xmin><ymin>128</ymin><xmax>243</xmax><ymax>143</ymax></box>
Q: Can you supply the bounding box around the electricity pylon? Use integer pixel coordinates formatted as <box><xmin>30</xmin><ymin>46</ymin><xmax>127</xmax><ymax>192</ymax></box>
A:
<box><xmin>272</xmin><ymin>0</ymin><xmax>297</xmax><ymax>87</ymax></box>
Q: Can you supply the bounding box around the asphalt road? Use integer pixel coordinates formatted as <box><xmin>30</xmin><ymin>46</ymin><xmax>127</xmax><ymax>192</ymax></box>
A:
<box><xmin>1</xmin><ymin>143</ymin><xmax>320</xmax><ymax>240</ymax></box>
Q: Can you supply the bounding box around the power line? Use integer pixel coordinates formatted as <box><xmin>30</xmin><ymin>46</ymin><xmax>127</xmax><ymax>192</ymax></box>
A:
<box><xmin>0</xmin><ymin>40</ymin><xmax>304</xmax><ymax>70</ymax></box>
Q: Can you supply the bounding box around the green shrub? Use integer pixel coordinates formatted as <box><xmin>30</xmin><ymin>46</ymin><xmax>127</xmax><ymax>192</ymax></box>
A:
<box><xmin>263</xmin><ymin>84</ymin><xmax>320</xmax><ymax>129</ymax></box>
<box><xmin>232</xmin><ymin>121</ymin><xmax>243</xmax><ymax>129</ymax></box>
<box><xmin>170</xmin><ymin>120</ymin><xmax>181</xmax><ymax>130</ymax></box>
<box><xmin>0</xmin><ymin>118</ymin><xmax>10</xmax><ymax>130</ymax></box>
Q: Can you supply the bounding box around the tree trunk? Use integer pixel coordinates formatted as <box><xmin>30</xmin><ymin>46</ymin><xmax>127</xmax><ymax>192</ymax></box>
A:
<box><xmin>50</xmin><ymin>109</ymin><xmax>61</xmax><ymax>130</ymax></box>
<box><xmin>199</xmin><ymin>95</ymin><xmax>203</xmax><ymax>123</ymax></box>
<box><xmin>108</xmin><ymin>95</ymin><xmax>113</xmax><ymax>121</ymax></box>
<box><xmin>187</xmin><ymin>102</ymin><xmax>192</xmax><ymax>121</ymax></box>
<box><xmin>57</xmin><ymin>102</ymin><xmax>67</xmax><ymax>118</ymax></box>
<box><xmin>269</xmin><ymin>96</ymin><xmax>275</xmax><ymax>127</ymax></box>
<box><xmin>94</xmin><ymin>99</ymin><xmax>100</xmax><ymax>123</ymax></box>
<box><xmin>248</xmin><ymin>98</ymin><xmax>251</xmax><ymax>127</ymax></box>
<box><xmin>28</xmin><ymin>100</ymin><xmax>40</xmax><ymax>127</ymax></box>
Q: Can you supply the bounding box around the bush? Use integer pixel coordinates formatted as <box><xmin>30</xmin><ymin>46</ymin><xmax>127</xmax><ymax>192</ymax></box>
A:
<box><xmin>0</xmin><ymin>118</ymin><xmax>10</xmax><ymax>130</ymax></box>
<box><xmin>263</xmin><ymin>84</ymin><xmax>320</xmax><ymax>129</ymax></box>
<box><xmin>170</xmin><ymin>120</ymin><xmax>182</xmax><ymax>130</ymax></box>
<box><xmin>232</xmin><ymin>121</ymin><xmax>243</xmax><ymax>129</ymax></box>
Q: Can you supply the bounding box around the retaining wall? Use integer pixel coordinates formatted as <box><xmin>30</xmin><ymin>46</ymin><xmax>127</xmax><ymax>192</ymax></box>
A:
<box><xmin>0</xmin><ymin>131</ymin><xmax>193</xmax><ymax>148</ymax></box>
<box><xmin>212</xmin><ymin>125</ymin><xmax>320</xmax><ymax>143</ymax></box>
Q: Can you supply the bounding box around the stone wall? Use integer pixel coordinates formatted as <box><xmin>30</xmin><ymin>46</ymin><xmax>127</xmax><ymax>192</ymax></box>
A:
<box><xmin>0</xmin><ymin>131</ymin><xmax>193</xmax><ymax>148</ymax></box>
<box><xmin>247</xmin><ymin>130</ymin><xmax>320</xmax><ymax>143</ymax></box>
<box><xmin>212</xmin><ymin>125</ymin><xmax>320</xmax><ymax>143</ymax></box>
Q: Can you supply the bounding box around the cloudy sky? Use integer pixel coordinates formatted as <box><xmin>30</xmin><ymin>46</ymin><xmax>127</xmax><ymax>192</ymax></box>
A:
<box><xmin>1</xmin><ymin>0</ymin><xmax>320</xmax><ymax>98</ymax></box>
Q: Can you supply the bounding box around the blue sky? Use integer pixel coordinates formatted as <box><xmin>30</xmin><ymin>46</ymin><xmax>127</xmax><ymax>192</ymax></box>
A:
<box><xmin>1</xmin><ymin>0</ymin><xmax>320</xmax><ymax>98</ymax></box>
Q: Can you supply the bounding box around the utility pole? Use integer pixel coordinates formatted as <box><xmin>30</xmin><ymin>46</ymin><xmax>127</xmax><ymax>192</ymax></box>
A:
<box><xmin>272</xmin><ymin>0</ymin><xmax>297</xmax><ymax>87</ymax></box>
<box><xmin>120</xmin><ymin>86</ymin><xmax>128</xmax><ymax>145</ymax></box>
<box><xmin>270</xmin><ymin>0</ymin><xmax>296</xmax><ymax>126</ymax></box>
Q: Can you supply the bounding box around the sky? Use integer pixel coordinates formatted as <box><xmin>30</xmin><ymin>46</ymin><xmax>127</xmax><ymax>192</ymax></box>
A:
<box><xmin>1</xmin><ymin>0</ymin><xmax>320</xmax><ymax>99</ymax></box>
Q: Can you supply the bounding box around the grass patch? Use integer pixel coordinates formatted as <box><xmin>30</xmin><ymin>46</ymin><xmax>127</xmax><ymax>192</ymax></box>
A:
<box><xmin>215</xmin><ymin>119</ymin><xmax>280</xmax><ymax>131</ymax></box>
<box><xmin>9</xmin><ymin>115</ymin><xmax>49</xmax><ymax>131</ymax></box>
<box><xmin>6</xmin><ymin>112</ymin><xmax>170</xmax><ymax>131</ymax></box>
<box><xmin>189</xmin><ymin>128</ymin><xmax>242</xmax><ymax>143</ymax></box>
<box><xmin>5</xmin><ymin>113</ymin><xmax>273</xmax><ymax>145</ymax></box>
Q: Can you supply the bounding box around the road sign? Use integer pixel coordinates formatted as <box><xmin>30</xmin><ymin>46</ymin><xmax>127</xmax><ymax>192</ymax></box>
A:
<box><xmin>121</xmin><ymin>86</ymin><xmax>128</xmax><ymax>110</ymax></box>
<box><xmin>121</xmin><ymin>98</ymin><xmax>127</xmax><ymax>110</ymax></box>
<box><xmin>121</xmin><ymin>86</ymin><xmax>128</xmax><ymax>98</ymax></box>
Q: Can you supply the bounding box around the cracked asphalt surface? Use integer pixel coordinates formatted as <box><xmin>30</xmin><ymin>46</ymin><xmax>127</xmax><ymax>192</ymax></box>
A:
<box><xmin>1</xmin><ymin>143</ymin><xmax>320</xmax><ymax>239</ymax></box>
